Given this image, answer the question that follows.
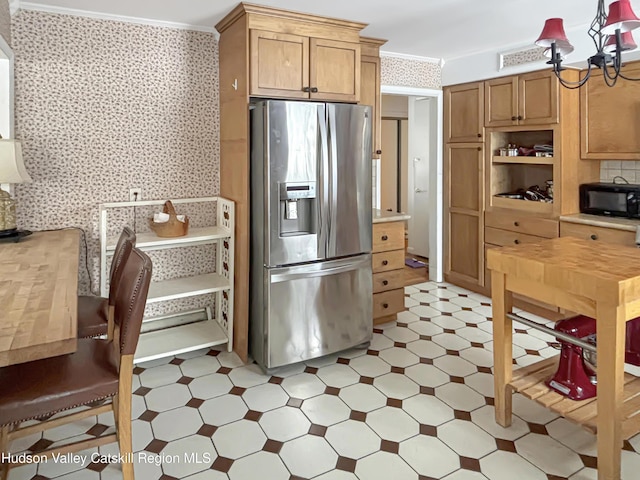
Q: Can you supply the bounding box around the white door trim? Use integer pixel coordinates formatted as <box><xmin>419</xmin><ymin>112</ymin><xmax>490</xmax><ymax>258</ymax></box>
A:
<box><xmin>381</xmin><ymin>85</ymin><xmax>443</xmax><ymax>283</ymax></box>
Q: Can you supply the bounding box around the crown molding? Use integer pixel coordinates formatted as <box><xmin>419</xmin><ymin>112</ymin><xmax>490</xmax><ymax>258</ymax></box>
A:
<box><xmin>19</xmin><ymin>2</ymin><xmax>219</xmax><ymax>36</ymax></box>
<box><xmin>380</xmin><ymin>50</ymin><xmax>443</xmax><ymax>66</ymax></box>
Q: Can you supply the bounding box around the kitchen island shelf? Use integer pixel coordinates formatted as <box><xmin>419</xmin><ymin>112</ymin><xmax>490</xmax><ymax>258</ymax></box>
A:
<box><xmin>99</xmin><ymin>197</ymin><xmax>235</xmax><ymax>362</ymax></box>
<box><xmin>510</xmin><ymin>355</ymin><xmax>640</xmax><ymax>438</ymax></box>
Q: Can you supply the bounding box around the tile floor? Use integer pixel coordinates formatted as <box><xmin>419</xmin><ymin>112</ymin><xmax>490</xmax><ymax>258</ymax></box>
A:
<box><xmin>6</xmin><ymin>281</ymin><xmax>640</xmax><ymax>480</ymax></box>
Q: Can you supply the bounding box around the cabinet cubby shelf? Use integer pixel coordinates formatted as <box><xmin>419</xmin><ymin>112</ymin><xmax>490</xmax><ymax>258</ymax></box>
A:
<box><xmin>491</xmin><ymin>155</ymin><xmax>554</xmax><ymax>165</ymax></box>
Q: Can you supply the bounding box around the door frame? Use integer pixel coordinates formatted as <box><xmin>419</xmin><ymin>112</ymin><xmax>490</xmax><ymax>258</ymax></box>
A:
<box><xmin>381</xmin><ymin>85</ymin><xmax>443</xmax><ymax>282</ymax></box>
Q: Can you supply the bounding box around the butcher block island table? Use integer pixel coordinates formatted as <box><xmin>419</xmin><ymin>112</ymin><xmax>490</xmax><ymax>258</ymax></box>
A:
<box><xmin>0</xmin><ymin>230</ymin><xmax>79</xmax><ymax>367</ymax></box>
<box><xmin>487</xmin><ymin>236</ymin><xmax>640</xmax><ymax>480</ymax></box>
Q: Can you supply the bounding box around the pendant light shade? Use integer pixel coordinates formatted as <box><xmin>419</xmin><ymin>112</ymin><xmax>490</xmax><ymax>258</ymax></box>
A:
<box><xmin>604</xmin><ymin>30</ymin><xmax>638</xmax><ymax>52</ymax></box>
<box><xmin>602</xmin><ymin>0</ymin><xmax>640</xmax><ymax>34</ymax></box>
<box><xmin>536</xmin><ymin>18</ymin><xmax>575</xmax><ymax>56</ymax></box>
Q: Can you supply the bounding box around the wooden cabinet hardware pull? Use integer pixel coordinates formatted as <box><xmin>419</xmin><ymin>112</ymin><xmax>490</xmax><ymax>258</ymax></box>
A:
<box><xmin>302</xmin><ymin>87</ymin><xmax>311</xmax><ymax>92</ymax></box>
<box><xmin>382</xmin><ymin>260</ymin><xmax>388</xmax><ymax>266</ymax></box>
<box><xmin>383</xmin><ymin>303</ymin><xmax>389</xmax><ymax>309</ymax></box>
<box><xmin>382</xmin><ymin>235</ymin><xmax>388</xmax><ymax>241</ymax></box>
<box><xmin>511</xmin><ymin>116</ymin><xmax>517</xmax><ymax>121</ymax></box>
<box><xmin>311</xmin><ymin>87</ymin><xmax>318</xmax><ymax>93</ymax></box>
<box><xmin>514</xmin><ymin>239</ymin><xmax>520</xmax><ymax>244</ymax></box>
<box><xmin>376</xmin><ymin>149</ymin><xmax>382</xmax><ymax>155</ymax></box>
<box><xmin>517</xmin><ymin>115</ymin><xmax>523</xmax><ymax>120</ymax></box>
<box><xmin>382</xmin><ymin>280</ymin><xmax>388</xmax><ymax>286</ymax></box>
<box><xmin>514</xmin><ymin>221</ymin><xmax>519</xmax><ymax>227</ymax></box>
<box><xmin>590</xmin><ymin>234</ymin><xmax>597</xmax><ymax>240</ymax></box>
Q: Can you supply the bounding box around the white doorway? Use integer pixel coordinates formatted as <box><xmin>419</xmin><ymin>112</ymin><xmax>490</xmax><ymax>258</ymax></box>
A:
<box><xmin>380</xmin><ymin>86</ymin><xmax>443</xmax><ymax>282</ymax></box>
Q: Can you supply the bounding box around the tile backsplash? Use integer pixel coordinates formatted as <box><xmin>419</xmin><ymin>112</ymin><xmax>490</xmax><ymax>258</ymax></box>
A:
<box><xmin>600</xmin><ymin>161</ymin><xmax>640</xmax><ymax>184</ymax></box>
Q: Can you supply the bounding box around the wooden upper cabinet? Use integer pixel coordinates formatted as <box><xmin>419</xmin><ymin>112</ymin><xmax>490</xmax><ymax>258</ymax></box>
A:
<box><xmin>581</xmin><ymin>62</ymin><xmax>640</xmax><ymax>160</ymax></box>
<box><xmin>444</xmin><ymin>82</ymin><xmax>484</xmax><ymax>143</ymax></box>
<box><xmin>310</xmin><ymin>38</ymin><xmax>360</xmax><ymax>102</ymax></box>
<box><xmin>249</xmin><ymin>31</ymin><xmax>361</xmax><ymax>102</ymax></box>
<box><xmin>485</xmin><ymin>70</ymin><xmax>559</xmax><ymax>127</ymax></box>
<box><xmin>360</xmin><ymin>37</ymin><xmax>386</xmax><ymax>158</ymax></box>
<box><xmin>250</xmin><ymin>30</ymin><xmax>309</xmax><ymax>99</ymax></box>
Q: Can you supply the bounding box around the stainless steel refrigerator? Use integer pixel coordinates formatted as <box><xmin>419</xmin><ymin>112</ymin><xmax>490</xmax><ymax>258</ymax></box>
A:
<box><xmin>250</xmin><ymin>100</ymin><xmax>373</xmax><ymax>371</ymax></box>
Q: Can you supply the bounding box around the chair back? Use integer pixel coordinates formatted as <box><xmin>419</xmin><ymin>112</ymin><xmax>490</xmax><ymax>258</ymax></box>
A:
<box><xmin>108</xmin><ymin>227</ymin><xmax>136</xmax><ymax>305</ymax></box>
<box><xmin>113</xmin><ymin>247</ymin><xmax>152</xmax><ymax>356</ymax></box>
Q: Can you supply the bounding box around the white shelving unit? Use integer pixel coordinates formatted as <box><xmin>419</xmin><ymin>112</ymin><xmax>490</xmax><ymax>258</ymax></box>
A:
<box><xmin>99</xmin><ymin>197</ymin><xmax>235</xmax><ymax>363</ymax></box>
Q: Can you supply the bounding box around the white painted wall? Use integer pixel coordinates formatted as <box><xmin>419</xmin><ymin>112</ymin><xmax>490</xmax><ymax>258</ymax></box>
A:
<box><xmin>442</xmin><ymin>21</ymin><xmax>640</xmax><ymax>86</ymax></box>
<box><xmin>407</xmin><ymin>97</ymin><xmax>430</xmax><ymax>258</ymax></box>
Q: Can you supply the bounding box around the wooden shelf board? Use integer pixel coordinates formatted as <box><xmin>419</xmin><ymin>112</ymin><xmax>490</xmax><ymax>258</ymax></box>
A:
<box><xmin>106</xmin><ymin>226</ymin><xmax>231</xmax><ymax>252</ymax></box>
<box><xmin>510</xmin><ymin>355</ymin><xmax>640</xmax><ymax>438</ymax></box>
<box><xmin>492</xmin><ymin>156</ymin><xmax>554</xmax><ymax>165</ymax></box>
<box><xmin>147</xmin><ymin>273</ymin><xmax>230</xmax><ymax>304</ymax></box>
<box><xmin>134</xmin><ymin>320</ymin><xmax>228</xmax><ymax>364</ymax></box>
<box><xmin>491</xmin><ymin>196</ymin><xmax>553</xmax><ymax>214</ymax></box>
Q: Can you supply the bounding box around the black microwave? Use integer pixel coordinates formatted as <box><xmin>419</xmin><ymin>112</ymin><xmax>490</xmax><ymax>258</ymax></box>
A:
<box><xmin>579</xmin><ymin>182</ymin><xmax>640</xmax><ymax>218</ymax></box>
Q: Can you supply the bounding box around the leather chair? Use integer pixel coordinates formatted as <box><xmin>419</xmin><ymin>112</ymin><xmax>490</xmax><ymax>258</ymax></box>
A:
<box><xmin>77</xmin><ymin>227</ymin><xmax>136</xmax><ymax>338</ymax></box>
<box><xmin>0</xmin><ymin>247</ymin><xmax>152</xmax><ymax>480</ymax></box>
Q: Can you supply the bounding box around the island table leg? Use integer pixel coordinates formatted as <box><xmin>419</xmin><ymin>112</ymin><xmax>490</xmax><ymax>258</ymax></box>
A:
<box><xmin>491</xmin><ymin>271</ymin><xmax>513</xmax><ymax>427</ymax></box>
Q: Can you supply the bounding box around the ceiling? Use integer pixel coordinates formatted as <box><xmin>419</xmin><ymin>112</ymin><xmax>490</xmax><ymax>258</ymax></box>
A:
<box><xmin>16</xmin><ymin>0</ymin><xmax>630</xmax><ymax>61</ymax></box>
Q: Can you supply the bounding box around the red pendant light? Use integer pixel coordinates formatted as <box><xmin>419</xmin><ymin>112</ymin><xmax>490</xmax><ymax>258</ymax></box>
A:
<box><xmin>602</xmin><ymin>0</ymin><xmax>640</xmax><ymax>34</ymax></box>
<box><xmin>535</xmin><ymin>0</ymin><xmax>640</xmax><ymax>88</ymax></box>
<box><xmin>604</xmin><ymin>31</ymin><xmax>638</xmax><ymax>51</ymax></box>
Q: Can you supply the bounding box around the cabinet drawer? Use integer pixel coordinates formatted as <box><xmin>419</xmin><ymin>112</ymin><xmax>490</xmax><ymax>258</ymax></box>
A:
<box><xmin>372</xmin><ymin>250</ymin><xmax>404</xmax><ymax>273</ymax></box>
<box><xmin>373</xmin><ymin>270</ymin><xmax>405</xmax><ymax>293</ymax></box>
<box><xmin>373</xmin><ymin>221</ymin><xmax>404</xmax><ymax>252</ymax></box>
<box><xmin>485</xmin><ymin>211</ymin><xmax>558</xmax><ymax>238</ymax></box>
<box><xmin>560</xmin><ymin>222</ymin><xmax>636</xmax><ymax>247</ymax></box>
<box><xmin>373</xmin><ymin>288</ymin><xmax>405</xmax><ymax>319</ymax></box>
<box><xmin>485</xmin><ymin>227</ymin><xmax>548</xmax><ymax>247</ymax></box>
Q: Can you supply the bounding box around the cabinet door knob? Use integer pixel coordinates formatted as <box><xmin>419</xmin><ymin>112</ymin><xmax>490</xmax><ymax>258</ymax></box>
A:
<box><xmin>511</xmin><ymin>116</ymin><xmax>517</xmax><ymax>121</ymax></box>
<box><xmin>383</xmin><ymin>303</ymin><xmax>389</xmax><ymax>309</ymax></box>
<box><xmin>514</xmin><ymin>239</ymin><xmax>520</xmax><ymax>244</ymax></box>
<box><xmin>382</xmin><ymin>260</ymin><xmax>388</xmax><ymax>266</ymax></box>
<box><xmin>302</xmin><ymin>87</ymin><xmax>311</xmax><ymax>92</ymax></box>
<box><xmin>514</xmin><ymin>221</ymin><xmax>519</xmax><ymax>227</ymax></box>
<box><xmin>381</xmin><ymin>235</ymin><xmax>388</xmax><ymax>241</ymax></box>
<box><xmin>382</xmin><ymin>280</ymin><xmax>389</xmax><ymax>286</ymax></box>
<box><xmin>376</xmin><ymin>149</ymin><xmax>382</xmax><ymax>155</ymax></box>
<box><xmin>477</xmin><ymin>133</ymin><xmax>482</xmax><ymax>138</ymax></box>
<box><xmin>311</xmin><ymin>87</ymin><xmax>318</xmax><ymax>93</ymax></box>
<box><xmin>477</xmin><ymin>147</ymin><xmax>482</xmax><ymax>151</ymax></box>
<box><xmin>517</xmin><ymin>115</ymin><xmax>523</xmax><ymax>120</ymax></box>
<box><xmin>590</xmin><ymin>234</ymin><xmax>598</xmax><ymax>240</ymax></box>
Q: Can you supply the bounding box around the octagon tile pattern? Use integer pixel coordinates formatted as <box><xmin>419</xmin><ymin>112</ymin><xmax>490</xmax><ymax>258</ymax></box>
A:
<box><xmin>6</xmin><ymin>281</ymin><xmax>640</xmax><ymax>480</ymax></box>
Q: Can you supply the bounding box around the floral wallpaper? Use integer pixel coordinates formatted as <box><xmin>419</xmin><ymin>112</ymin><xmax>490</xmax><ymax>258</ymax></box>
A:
<box><xmin>0</xmin><ymin>0</ymin><xmax>10</xmax><ymax>46</ymax></box>
<box><xmin>501</xmin><ymin>46</ymin><xmax>547</xmax><ymax>69</ymax></box>
<box><xmin>381</xmin><ymin>55</ymin><xmax>441</xmax><ymax>89</ymax></box>
<box><xmin>11</xmin><ymin>10</ymin><xmax>220</xmax><ymax>314</ymax></box>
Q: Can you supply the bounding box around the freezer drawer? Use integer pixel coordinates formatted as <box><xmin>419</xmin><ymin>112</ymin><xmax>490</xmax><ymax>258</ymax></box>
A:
<box><xmin>261</xmin><ymin>254</ymin><xmax>372</xmax><ymax>369</ymax></box>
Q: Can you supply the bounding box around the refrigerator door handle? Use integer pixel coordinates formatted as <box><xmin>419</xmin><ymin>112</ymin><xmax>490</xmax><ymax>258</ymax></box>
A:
<box><xmin>318</xmin><ymin>105</ymin><xmax>330</xmax><ymax>258</ymax></box>
<box><xmin>327</xmin><ymin>106</ymin><xmax>339</xmax><ymax>257</ymax></box>
<box><xmin>270</xmin><ymin>255</ymin><xmax>370</xmax><ymax>283</ymax></box>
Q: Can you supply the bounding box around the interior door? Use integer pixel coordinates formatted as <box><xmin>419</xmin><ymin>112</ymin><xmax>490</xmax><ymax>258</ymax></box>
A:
<box><xmin>407</xmin><ymin>97</ymin><xmax>430</xmax><ymax>258</ymax></box>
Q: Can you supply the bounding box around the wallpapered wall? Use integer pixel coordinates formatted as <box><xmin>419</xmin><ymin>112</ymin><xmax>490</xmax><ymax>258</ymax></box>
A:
<box><xmin>0</xmin><ymin>0</ymin><xmax>10</xmax><ymax>46</ymax></box>
<box><xmin>12</xmin><ymin>11</ymin><xmax>219</xmax><ymax>316</ymax></box>
<box><xmin>381</xmin><ymin>55</ymin><xmax>441</xmax><ymax>89</ymax></box>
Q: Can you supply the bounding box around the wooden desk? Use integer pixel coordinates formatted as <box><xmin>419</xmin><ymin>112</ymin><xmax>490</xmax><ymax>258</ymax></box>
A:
<box><xmin>488</xmin><ymin>236</ymin><xmax>640</xmax><ymax>480</ymax></box>
<box><xmin>0</xmin><ymin>230</ymin><xmax>79</xmax><ymax>367</ymax></box>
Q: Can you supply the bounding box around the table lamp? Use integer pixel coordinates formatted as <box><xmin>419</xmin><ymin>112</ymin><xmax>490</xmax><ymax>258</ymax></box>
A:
<box><xmin>0</xmin><ymin>139</ymin><xmax>32</xmax><ymax>235</ymax></box>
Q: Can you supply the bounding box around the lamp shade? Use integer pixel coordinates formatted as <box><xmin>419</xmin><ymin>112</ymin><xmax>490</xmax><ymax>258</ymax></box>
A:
<box><xmin>602</xmin><ymin>0</ymin><xmax>640</xmax><ymax>34</ymax></box>
<box><xmin>604</xmin><ymin>30</ymin><xmax>638</xmax><ymax>52</ymax></box>
<box><xmin>536</xmin><ymin>18</ymin><xmax>575</xmax><ymax>56</ymax></box>
<box><xmin>0</xmin><ymin>140</ymin><xmax>32</xmax><ymax>184</ymax></box>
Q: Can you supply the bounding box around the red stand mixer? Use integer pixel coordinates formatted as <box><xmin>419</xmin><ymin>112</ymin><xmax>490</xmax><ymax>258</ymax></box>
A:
<box><xmin>546</xmin><ymin>315</ymin><xmax>640</xmax><ymax>400</ymax></box>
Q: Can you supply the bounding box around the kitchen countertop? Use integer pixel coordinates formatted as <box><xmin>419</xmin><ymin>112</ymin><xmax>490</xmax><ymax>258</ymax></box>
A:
<box><xmin>372</xmin><ymin>209</ymin><xmax>411</xmax><ymax>223</ymax></box>
<box><xmin>559</xmin><ymin>213</ymin><xmax>640</xmax><ymax>232</ymax></box>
